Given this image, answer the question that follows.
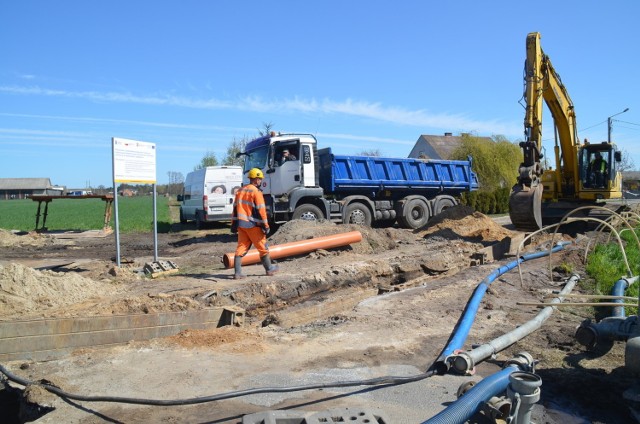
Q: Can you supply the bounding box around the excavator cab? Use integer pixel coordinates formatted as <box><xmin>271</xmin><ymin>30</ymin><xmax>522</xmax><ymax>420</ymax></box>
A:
<box><xmin>578</xmin><ymin>143</ymin><xmax>620</xmax><ymax>193</ymax></box>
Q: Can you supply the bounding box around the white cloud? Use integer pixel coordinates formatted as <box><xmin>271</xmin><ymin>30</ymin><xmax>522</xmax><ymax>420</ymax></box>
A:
<box><xmin>0</xmin><ymin>112</ymin><xmax>254</xmax><ymax>132</ymax></box>
<box><xmin>0</xmin><ymin>85</ymin><xmax>521</xmax><ymax>136</ymax></box>
<box><xmin>316</xmin><ymin>131</ymin><xmax>413</xmax><ymax>146</ymax></box>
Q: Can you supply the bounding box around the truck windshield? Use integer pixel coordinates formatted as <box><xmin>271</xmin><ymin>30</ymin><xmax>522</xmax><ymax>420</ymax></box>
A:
<box><xmin>243</xmin><ymin>146</ymin><xmax>269</xmax><ymax>173</ymax></box>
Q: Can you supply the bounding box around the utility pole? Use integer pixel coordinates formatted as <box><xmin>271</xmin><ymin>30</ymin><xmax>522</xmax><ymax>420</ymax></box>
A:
<box><xmin>608</xmin><ymin>108</ymin><xmax>629</xmax><ymax>143</ymax></box>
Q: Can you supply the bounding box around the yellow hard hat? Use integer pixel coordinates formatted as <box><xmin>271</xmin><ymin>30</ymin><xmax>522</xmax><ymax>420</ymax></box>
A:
<box><xmin>248</xmin><ymin>168</ymin><xmax>264</xmax><ymax>179</ymax></box>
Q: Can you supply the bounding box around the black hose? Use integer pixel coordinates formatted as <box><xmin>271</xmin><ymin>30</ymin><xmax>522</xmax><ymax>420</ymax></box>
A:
<box><xmin>0</xmin><ymin>363</ymin><xmax>436</xmax><ymax>406</ymax></box>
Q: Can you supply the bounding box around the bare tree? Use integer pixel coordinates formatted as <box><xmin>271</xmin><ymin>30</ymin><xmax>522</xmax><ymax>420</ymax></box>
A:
<box><xmin>258</xmin><ymin>122</ymin><xmax>275</xmax><ymax>136</ymax></box>
<box><xmin>166</xmin><ymin>171</ymin><xmax>184</xmax><ymax>196</ymax></box>
<box><xmin>618</xmin><ymin>149</ymin><xmax>636</xmax><ymax>173</ymax></box>
<box><xmin>358</xmin><ymin>149</ymin><xmax>382</xmax><ymax>157</ymax></box>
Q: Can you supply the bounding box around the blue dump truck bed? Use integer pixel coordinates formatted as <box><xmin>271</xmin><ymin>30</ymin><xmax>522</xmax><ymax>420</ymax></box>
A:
<box><xmin>318</xmin><ymin>148</ymin><xmax>479</xmax><ymax>195</ymax></box>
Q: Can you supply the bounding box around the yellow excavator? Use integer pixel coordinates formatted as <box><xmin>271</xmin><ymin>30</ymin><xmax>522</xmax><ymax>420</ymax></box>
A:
<box><xmin>509</xmin><ymin>32</ymin><xmax>623</xmax><ymax>231</ymax></box>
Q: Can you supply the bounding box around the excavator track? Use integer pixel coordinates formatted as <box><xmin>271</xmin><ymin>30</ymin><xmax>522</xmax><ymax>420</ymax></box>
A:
<box><xmin>509</xmin><ymin>184</ymin><xmax>543</xmax><ymax>232</ymax></box>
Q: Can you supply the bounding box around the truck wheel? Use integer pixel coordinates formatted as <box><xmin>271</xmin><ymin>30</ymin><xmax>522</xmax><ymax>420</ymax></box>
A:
<box><xmin>344</xmin><ymin>203</ymin><xmax>372</xmax><ymax>226</ymax></box>
<box><xmin>433</xmin><ymin>197</ymin><xmax>456</xmax><ymax>216</ymax></box>
<box><xmin>179</xmin><ymin>209</ymin><xmax>187</xmax><ymax>224</ymax></box>
<box><xmin>398</xmin><ymin>198</ymin><xmax>430</xmax><ymax>229</ymax></box>
<box><xmin>292</xmin><ymin>204</ymin><xmax>324</xmax><ymax>221</ymax></box>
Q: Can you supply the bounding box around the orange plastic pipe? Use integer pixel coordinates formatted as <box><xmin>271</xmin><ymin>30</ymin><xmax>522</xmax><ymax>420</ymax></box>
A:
<box><xmin>223</xmin><ymin>230</ymin><xmax>362</xmax><ymax>268</ymax></box>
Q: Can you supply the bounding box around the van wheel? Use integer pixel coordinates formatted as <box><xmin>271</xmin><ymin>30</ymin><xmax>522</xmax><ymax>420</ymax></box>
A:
<box><xmin>179</xmin><ymin>210</ymin><xmax>187</xmax><ymax>224</ymax></box>
<box><xmin>397</xmin><ymin>198</ymin><xmax>430</xmax><ymax>229</ymax></box>
<box><xmin>344</xmin><ymin>203</ymin><xmax>372</xmax><ymax>226</ymax></box>
<box><xmin>195</xmin><ymin>212</ymin><xmax>205</xmax><ymax>230</ymax></box>
<box><xmin>292</xmin><ymin>204</ymin><xmax>324</xmax><ymax>221</ymax></box>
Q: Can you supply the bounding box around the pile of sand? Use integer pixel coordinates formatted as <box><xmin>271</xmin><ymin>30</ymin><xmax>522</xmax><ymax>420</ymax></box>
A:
<box><xmin>0</xmin><ymin>229</ymin><xmax>52</xmax><ymax>248</ymax></box>
<box><xmin>0</xmin><ymin>262</ymin><xmax>121</xmax><ymax>317</ymax></box>
<box><xmin>418</xmin><ymin>205</ymin><xmax>517</xmax><ymax>243</ymax></box>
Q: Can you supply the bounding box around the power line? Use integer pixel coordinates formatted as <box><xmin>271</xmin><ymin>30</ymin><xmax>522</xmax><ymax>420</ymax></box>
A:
<box><xmin>616</xmin><ymin>120</ymin><xmax>640</xmax><ymax>127</ymax></box>
<box><xmin>578</xmin><ymin>119</ymin><xmax>607</xmax><ymax>133</ymax></box>
<box><xmin>614</xmin><ymin>125</ymin><xmax>640</xmax><ymax>132</ymax></box>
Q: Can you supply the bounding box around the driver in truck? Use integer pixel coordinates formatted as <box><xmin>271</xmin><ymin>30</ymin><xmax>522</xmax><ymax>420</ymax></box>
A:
<box><xmin>277</xmin><ymin>148</ymin><xmax>296</xmax><ymax>166</ymax></box>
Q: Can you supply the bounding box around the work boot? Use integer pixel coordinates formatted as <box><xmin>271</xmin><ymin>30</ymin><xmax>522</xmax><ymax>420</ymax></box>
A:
<box><xmin>261</xmin><ymin>254</ymin><xmax>279</xmax><ymax>276</ymax></box>
<box><xmin>233</xmin><ymin>255</ymin><xmax>246</xmax><ymax>280</ymax></box>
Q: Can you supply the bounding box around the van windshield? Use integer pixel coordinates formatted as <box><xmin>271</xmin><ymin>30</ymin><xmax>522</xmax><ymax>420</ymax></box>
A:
<box><xmin>243</xmin><ymin>145</ymin><xmax>269</xmax><ymax>173</ymax></box>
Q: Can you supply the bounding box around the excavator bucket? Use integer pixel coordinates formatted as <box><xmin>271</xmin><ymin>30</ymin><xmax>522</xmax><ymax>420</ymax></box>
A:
<box><xmin>509</xmin><ymin>184</ymin><xmax>543</xmax><ymax>232</ymax></box>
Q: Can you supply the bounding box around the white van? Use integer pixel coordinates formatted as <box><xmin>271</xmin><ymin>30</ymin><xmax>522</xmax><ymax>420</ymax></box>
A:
<box><xmin>178</xmin><ymin>166</ymin><xmax>243</xmax><ymax>228</ymax></box>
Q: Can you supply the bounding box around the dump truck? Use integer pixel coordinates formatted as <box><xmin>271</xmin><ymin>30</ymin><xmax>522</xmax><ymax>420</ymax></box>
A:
<box><xmin>238</xmin><ymin>132</ymin><xmax>479</xmax><ymax>229</ymax></box>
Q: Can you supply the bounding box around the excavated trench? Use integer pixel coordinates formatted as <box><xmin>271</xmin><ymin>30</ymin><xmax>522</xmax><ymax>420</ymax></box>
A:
<box><xmin>204</xmin><ymin>242</ymin><xmax>495</xmax><ymax>328</ymax></box>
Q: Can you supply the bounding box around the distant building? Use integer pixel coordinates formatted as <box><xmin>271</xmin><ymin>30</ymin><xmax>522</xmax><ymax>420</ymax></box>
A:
<box><xmin>119</xmin><ymin>189</ymin><xmax>137</xmax><ymax>197</ymax></box>
<box><xmin>622</xmin><ymin>171</ymin><xmax>640</xmax><ymax>198</ymax></box>
<box><xmin>408</xmin><ymin>132</ymin><xmax>493</xmax><ymax>160</ymax></box>
<box><xmin>0</xmin><ymin>178</ymin><xmax>64</xmax><ymax>200</ymax></box>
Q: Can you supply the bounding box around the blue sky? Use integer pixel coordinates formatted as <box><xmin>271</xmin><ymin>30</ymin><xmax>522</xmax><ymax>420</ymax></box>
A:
<box><xmin>1</xmin><ymin>1</ymin><xmax>639</xmax><ymax>188</ymax></box>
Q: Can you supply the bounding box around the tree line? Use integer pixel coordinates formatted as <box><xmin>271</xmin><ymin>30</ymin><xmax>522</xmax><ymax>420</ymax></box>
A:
<box><xmin>108</xmin><ymin>127</ymin><xmax>636</xmax><ymax>214</ymax></box>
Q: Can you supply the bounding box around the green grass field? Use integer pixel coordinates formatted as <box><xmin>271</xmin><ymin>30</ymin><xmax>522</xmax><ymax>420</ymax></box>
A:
<box><xmin>0</xmin><ymin>196</ymin><xmax>173</xmax><ymax>233</ymax></box>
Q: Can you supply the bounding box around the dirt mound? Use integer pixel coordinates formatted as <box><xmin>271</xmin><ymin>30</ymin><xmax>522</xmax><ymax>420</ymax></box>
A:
<box><xmin>418</xmin><ymin>205</ymin><xmax>517</xmax><ymax>243</ymax></box>
<box><xmin>0</xmin><ymin>262</ymin><xmax>122</xmax><ymax>318</ymax></box>
<box><xmin>0</xmin><ymin>229</ymin><xmax>67</xmax><ymax>248</ymax></box>
<box><xmin>269</xmin><ymin>220</ymin><xmax>410</xmax><ymax>254</ymax></box>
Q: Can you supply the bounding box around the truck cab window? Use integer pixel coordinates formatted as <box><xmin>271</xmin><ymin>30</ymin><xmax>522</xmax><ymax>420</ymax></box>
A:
<box><xmin>276</xmin><ymin>147</ymin><xmax>298</xmax><ymax>166</ymax></box>
<box><xmin>243</xmin><ymin>146</ymin><xmax>269</xmax><ymax>173</ymax></box>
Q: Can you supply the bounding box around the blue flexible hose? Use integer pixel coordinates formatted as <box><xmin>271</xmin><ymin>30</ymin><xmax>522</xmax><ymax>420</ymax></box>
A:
<box><xmin>421</xmin><ymin>365</ymin><xmax>517</xmax><ymax>424</ymax></box>
<box><xmin>436</xmin><ymin>243</ymin><xmax>568</xmax><ymax>367</ymax></box>
<box><xmin>611</xmin><ymin>278</ymin><xmax>630</xmax><ymax>318</ymax></box>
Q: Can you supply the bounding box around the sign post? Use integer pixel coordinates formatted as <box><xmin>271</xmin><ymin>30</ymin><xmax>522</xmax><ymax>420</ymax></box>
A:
<box><xmin>111</xmin><ymin>137</ymin><xmax>157</xmax><ymax>267</ymax></box>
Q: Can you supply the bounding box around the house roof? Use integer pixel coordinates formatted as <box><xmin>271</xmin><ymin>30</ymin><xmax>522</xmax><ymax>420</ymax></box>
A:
<box><xmin>0</xmin><ymin>178</ymin><xmax>53</xmax><ymax>190</ymax></box>
<box><xmin>408</xmin><ymin>133</ymin><xmax>493</xmax><ymax>160</ymax></box>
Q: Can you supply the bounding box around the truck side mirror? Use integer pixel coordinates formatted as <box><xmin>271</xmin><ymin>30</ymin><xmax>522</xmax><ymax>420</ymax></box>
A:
<box><xmin>615</xmin><ymin>151</ymin><xmax>622</xmax><ymax>162</ymax></box>
<box><xmin>177</xmin><ymin>194</ymin><xmax>183</xmax><ymax>202</ymax></box>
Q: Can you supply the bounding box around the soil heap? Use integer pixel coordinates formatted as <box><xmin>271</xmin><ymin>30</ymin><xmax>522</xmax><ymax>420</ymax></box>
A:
<box><xmin>417</xmin><ymin>204</ymin><xmax>517</xmax><ymax>244</ymax></box>
<box><xmin>0</xmin><ymin>262</ymin><xmax>121</xmax><ymax>318</ymax></box>
<box><xmin>269</xmin><ymin>219</ymin><xmax>409</xmax><ymax>254</ymax></box>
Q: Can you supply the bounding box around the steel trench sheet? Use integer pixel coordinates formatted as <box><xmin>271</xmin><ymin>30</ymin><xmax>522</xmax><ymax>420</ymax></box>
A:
<box><xmin>0</xmin><ymin>307</ymin><xmax>243</xmax><ymax>362</ymax></box>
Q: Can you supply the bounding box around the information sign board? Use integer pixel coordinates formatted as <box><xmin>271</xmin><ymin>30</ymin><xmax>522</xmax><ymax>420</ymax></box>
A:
<box><xmin>112</xmin><ymin>137</ymin><xmax>156</xmax><ymax>183</ymax></box>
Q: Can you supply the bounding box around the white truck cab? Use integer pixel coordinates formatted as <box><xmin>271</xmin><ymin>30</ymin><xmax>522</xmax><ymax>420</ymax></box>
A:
<box><xmin>178</xmin><ymin>166</ymin><xmax>243</xmax><ymax>228</ymax></box>
<box><xmin>239</xmin><ymin>132</ymin><xmax>327</xmax><ymax>224</ymax></box>
<box><xmin>242</xmin><ymin>132</ymin><xmax>317</xmax><ymax>195</ymax></box>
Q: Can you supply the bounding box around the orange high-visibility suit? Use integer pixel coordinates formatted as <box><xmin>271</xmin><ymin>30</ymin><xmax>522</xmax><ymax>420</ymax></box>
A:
<box><xmin>232</xmin><ymin>184</ymin><xmax>270</xmax><ymax>258</ymax></box>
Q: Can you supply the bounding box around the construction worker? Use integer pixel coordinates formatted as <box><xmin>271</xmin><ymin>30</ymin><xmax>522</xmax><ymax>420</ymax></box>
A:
<box><xmin>230</xmin><ymin>168</ymin><xmax>279</xmax><ymax>279</ymax></box>
<box><xmin>589</xmin><ymin>152</ymin><xmax>608</xmax><ymax>188</ymax></box>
